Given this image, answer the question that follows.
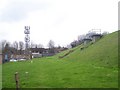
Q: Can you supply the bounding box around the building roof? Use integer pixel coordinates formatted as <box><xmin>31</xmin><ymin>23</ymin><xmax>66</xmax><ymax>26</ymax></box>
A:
<box><xmin>91</xmin><ymin>34</ymin><xmax>102</xmax><ymax>37</ymax></box>
<box><xmin>83</xmin><ymin>38</ymin><xmax>92</xmax><ymax>41</ymax></box>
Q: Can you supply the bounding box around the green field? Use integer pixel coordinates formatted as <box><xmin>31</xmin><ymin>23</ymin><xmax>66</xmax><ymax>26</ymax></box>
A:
<box><xmin>2</xmin><ymin>31</ymin><xmax>118</xmax><ymax>88</ymax></box>
<box><xmin>0</xmin><ymin>65</ymin><xmax>2</xmax><ymax>89</ymax></box>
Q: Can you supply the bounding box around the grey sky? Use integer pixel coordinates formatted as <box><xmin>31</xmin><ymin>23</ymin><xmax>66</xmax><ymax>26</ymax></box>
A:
<box><xmin>0</xmin><ymin>0</ymin><xmax>119</xmax><ymax>47</ymax></box>
<box><xmin>0</xmin><ymin>0</ymin><xmax>50</xmax><ymax>22</ymax></box>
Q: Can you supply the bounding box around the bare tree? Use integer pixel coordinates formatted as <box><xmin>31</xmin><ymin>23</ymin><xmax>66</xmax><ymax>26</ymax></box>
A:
<box><xmin>1</xmin><ymin>40</ymin><xmax>7</xmax><ymax>50</ymax></box>
<box><xmin>67</xmin><ymin>44</ymin><xmax>72</xmax><ymax>49</ymax></box>
<box><xmin>12</xmin><ymin>41</ymin><xmax>18</xmax><ymax>54</ymax></box>
<box><xmin>48</xmin><ymin>40</ymin><xmax>55</xmax><ymax>53</ymax></box>
<box><xmin>30</xmin><ymin>41</ymin><xmax>36</xmax><ymax>48</ymax></box>
<box><xmin>48</xmin><ymin>40</ymin><xmax>55</xmax><ymax>49</ymax></box>
<box><xmin>1</xmin><ymin>40</ymin><xmax>11</xmax><ymax>53</ymax></box>
<box><xmin>37</xmin><ymin>44</ymin><xmax>44</xmax><ymax>48</ymax></box>
<box><xmin>13</xmin><ymin>41</ymin><xmax>18</xmax><ymax>50</ymax></box>
<box><xmin>19</xmin><ymin>41</ymin><xmax>24</xmax><ymax>54</ymax></box>
<box><xmin>78</xmin><ymin>35</ymin><xmax>86</xmax><ymax>41</ymax></box>
<box><xmin>70</xmin><ymin>40</ymin><xmax>78</xmax><ymax>48</ymax></box>
<box><xmin>4</xmin><ymin>42</ymin><xmax>10</xmax><ymax>51</ymax></box>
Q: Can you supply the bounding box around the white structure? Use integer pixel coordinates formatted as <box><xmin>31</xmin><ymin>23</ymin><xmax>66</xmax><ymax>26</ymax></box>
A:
<box><xmin>32</xmin><ymin>53</ymin><xmax>42</xmax><ymax>58</ymax></box>
<box><xmin>91</xmin><ymin>34</ymin><xmax>102</xmax><ymax>42</ymax></box>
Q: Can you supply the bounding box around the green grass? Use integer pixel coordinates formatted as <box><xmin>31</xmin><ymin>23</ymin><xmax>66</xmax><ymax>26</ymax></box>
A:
<box><xmin>2</xmin><ymin>31</ymin><xmax>118</xmax><ymax>88</ymax></box>
<box><xmin>0</xmin><ymin>65</ymin><xmax>2</xmax><ymax>89</ymax></box>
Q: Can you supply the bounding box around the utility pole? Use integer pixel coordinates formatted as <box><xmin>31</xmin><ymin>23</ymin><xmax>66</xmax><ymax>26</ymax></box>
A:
<box><xmin>24</xmin><ymin>26</ymin><xmax>31</xmax><ymax>59</ymax></box>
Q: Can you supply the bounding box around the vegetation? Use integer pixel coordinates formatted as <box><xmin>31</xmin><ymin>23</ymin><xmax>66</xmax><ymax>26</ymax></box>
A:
<box><xmin>0</xmin><ymin>65</ymin><xmax>2</xmax><ymax>89</ymax></box>
<box><xmin>2</xmin><ymin>31</ymin><xmax>118</xmax><ymax>88</ymax></box>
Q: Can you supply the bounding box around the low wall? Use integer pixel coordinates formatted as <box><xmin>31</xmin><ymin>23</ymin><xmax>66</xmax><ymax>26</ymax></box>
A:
<box><xmin>11</xmin><ymin>54</ymin><xmax>31</xmax><ymax>60</ymax></box>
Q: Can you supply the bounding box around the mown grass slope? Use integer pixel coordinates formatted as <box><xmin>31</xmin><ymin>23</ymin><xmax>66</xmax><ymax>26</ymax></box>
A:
<box><xmin>62</xmin><ymin>31</ymin><xmax>118</xmax><ymax>67</ymax></box>
<box><xmin>2</xmin><ymin>31</ymin><xmax>118</xmax><ymax>88</ymax></box>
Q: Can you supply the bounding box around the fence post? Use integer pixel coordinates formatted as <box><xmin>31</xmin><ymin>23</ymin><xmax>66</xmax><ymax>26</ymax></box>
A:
<box><xmin>15</xmin><ymin>72</ymin><xmax>19</xmax><ymax>90</ymax></box>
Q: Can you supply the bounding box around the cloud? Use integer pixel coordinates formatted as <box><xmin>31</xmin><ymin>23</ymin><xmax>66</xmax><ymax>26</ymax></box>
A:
<box><xmin>0</xmin><ymin>0</ymin><xmax>118</xmax><ymax>47</ymax></box>
<box><xmin>0</xmin><ymin>0</ymin><xmax>50</xmax><ymax>22</ymax></box>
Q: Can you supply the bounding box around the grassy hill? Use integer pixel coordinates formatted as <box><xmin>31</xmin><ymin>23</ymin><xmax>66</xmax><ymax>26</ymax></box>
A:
<box><xmin>2</xmin><ymin>31</ymin><xmax>118</xmax><ymax>88</ymax></box>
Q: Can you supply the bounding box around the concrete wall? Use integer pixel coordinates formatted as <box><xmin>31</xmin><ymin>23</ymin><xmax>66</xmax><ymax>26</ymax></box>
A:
<box><xmin>92</xmin><ymin>35</ymin><xmax>101</xmax><ymax>42</ymax></box>
<box><xmin>84</xmin><ymin>39</ymin><xmax>91</xmax><ymax>45</ymax></box>
<box><xmin>32</xmin><ymin>53</ymin><xmax>42</xmax><ymax>58</ymax></box>
<box><xmin>11</xmin><ymin>54</ymin><xmax>31</xmax><ymax>60</ymax></box>
<box><xmin>42</xmin><ymin>53</ymin><xmax>55</xmax><ymax>56</ymax></box>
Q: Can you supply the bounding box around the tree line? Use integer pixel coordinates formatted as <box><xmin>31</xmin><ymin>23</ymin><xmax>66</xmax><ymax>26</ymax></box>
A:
<box><xmin>0</xmin><ymin>40</ymin><xmax>56</xmax><ymax>54</ymax></box>
<box><xmin>0</xmin><ymin>31</ymin><xmax>109</xmax><ymax>54</ymax></box>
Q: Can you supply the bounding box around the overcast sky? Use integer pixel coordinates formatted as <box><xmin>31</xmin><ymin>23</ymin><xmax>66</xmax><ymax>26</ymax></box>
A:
<box><xmin>0</xmin><ymin>0</ymin><xmax>119</xmax><ymax>47</ymax></box>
